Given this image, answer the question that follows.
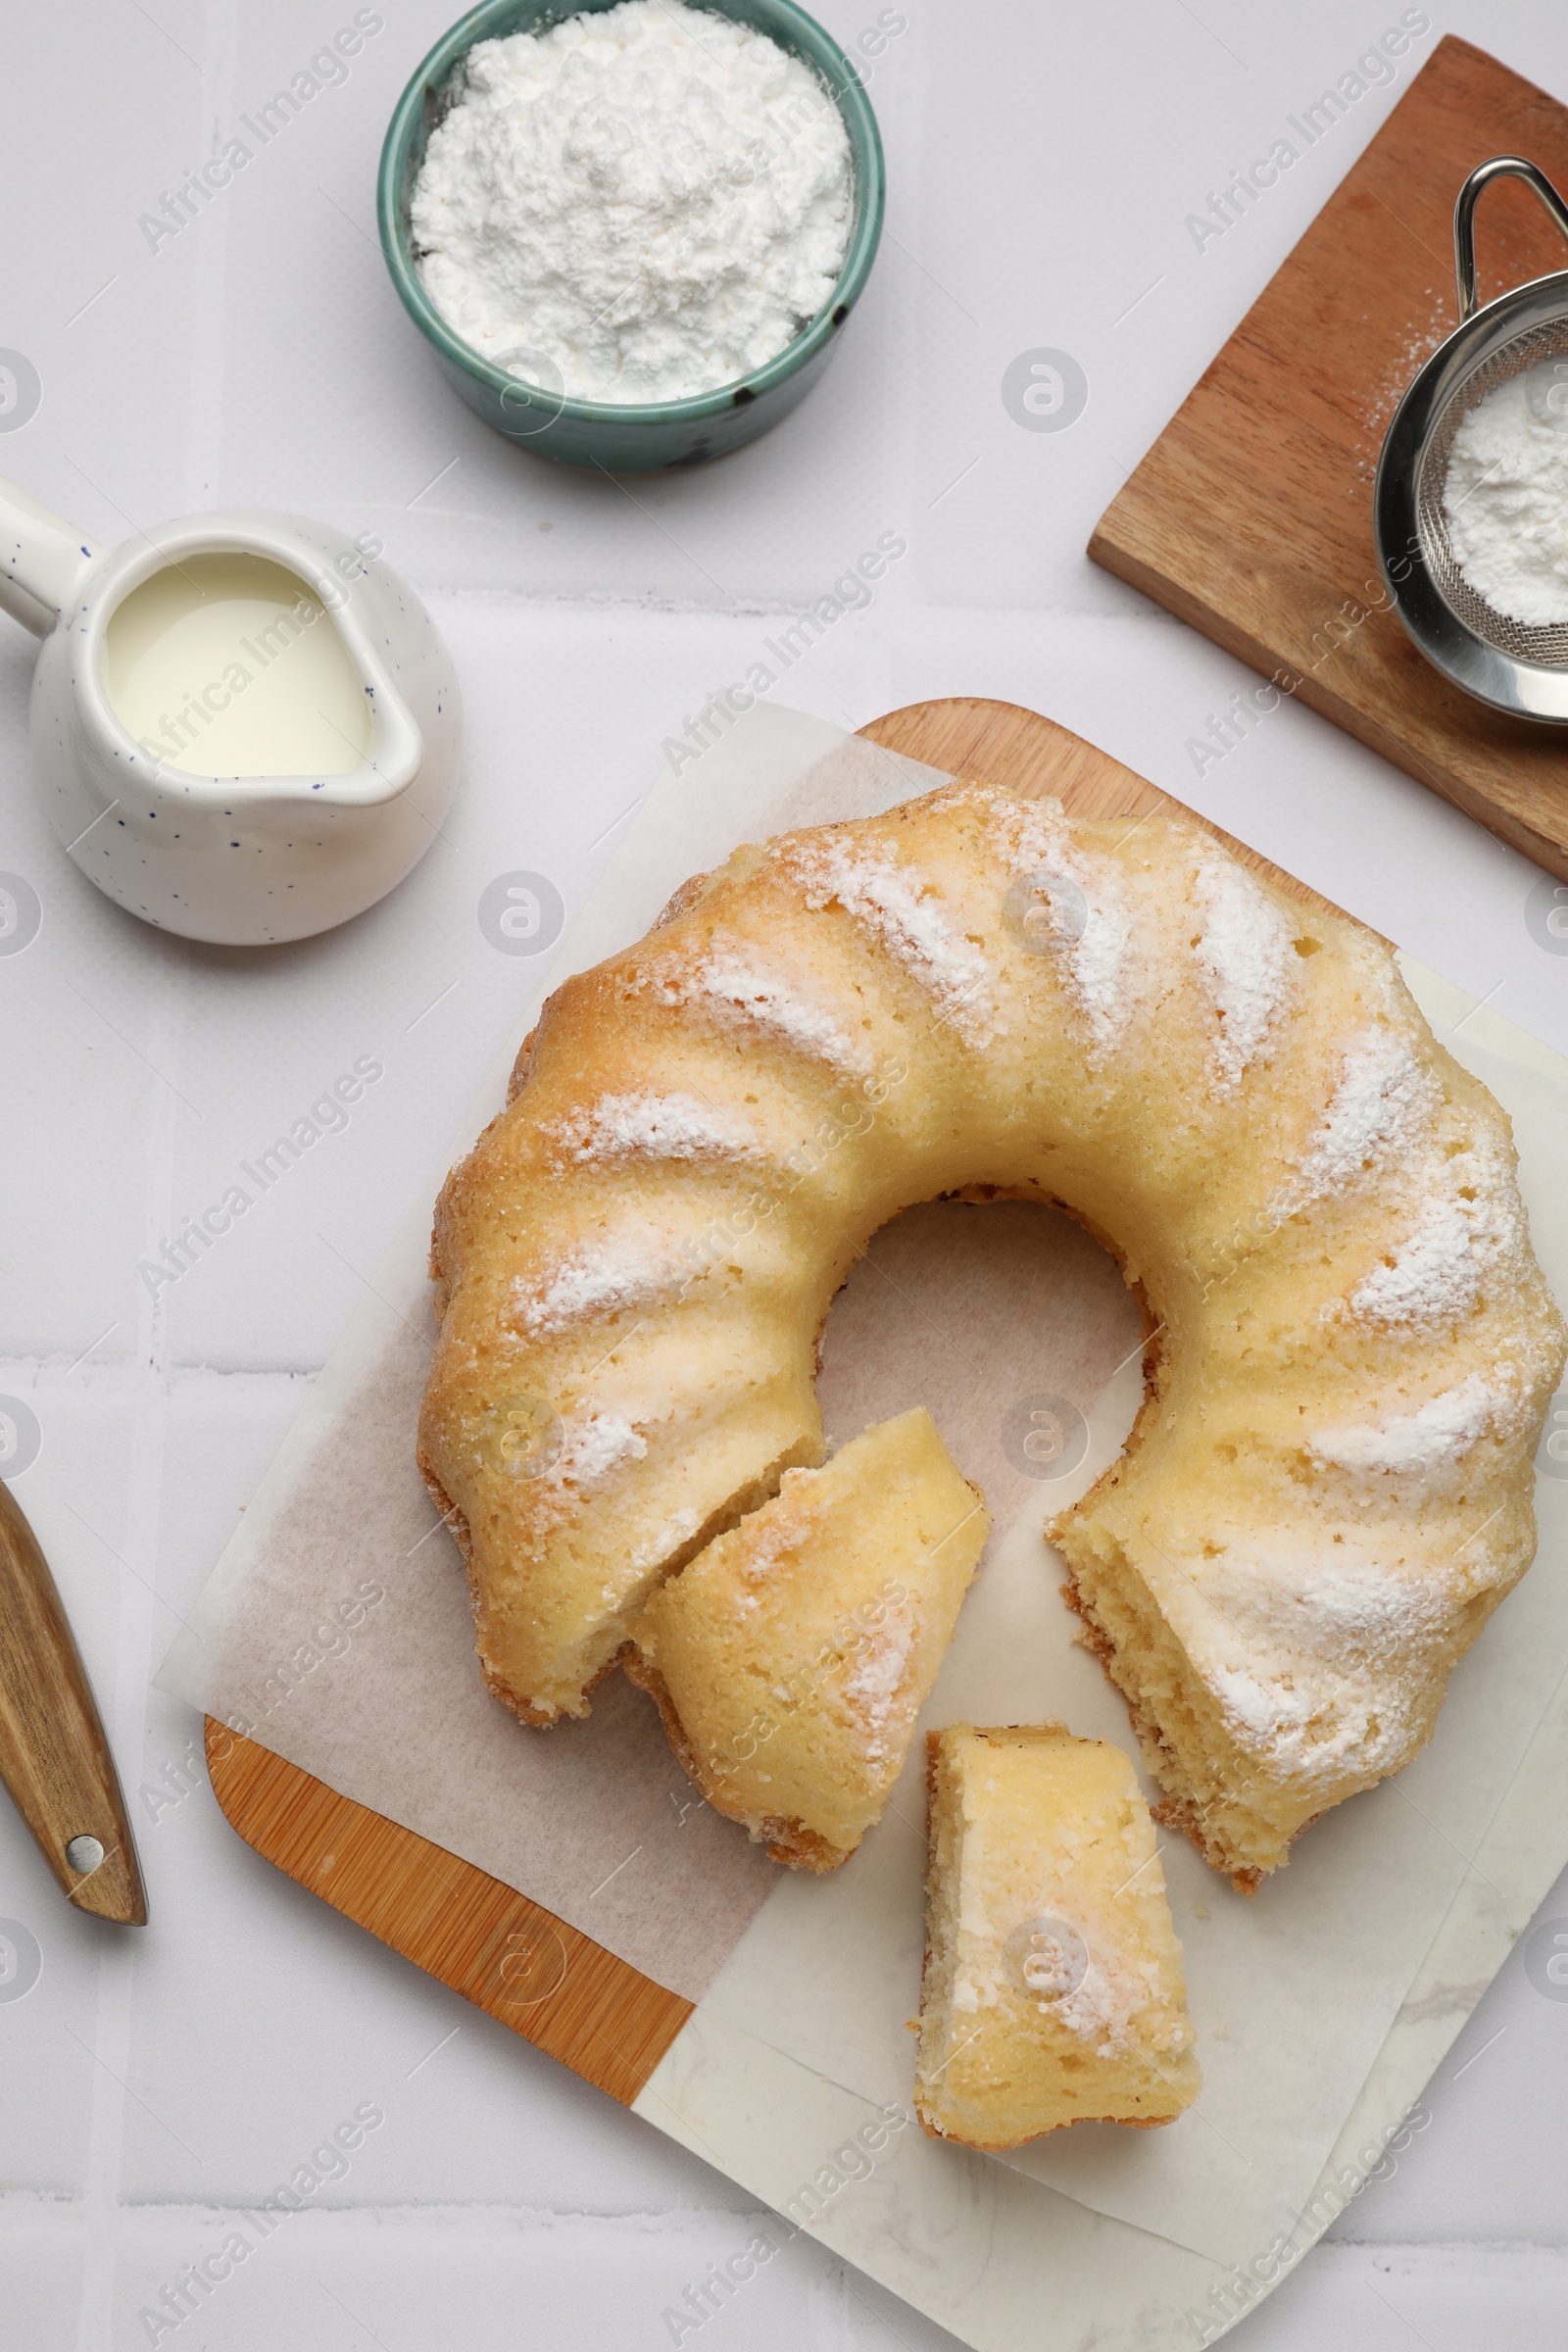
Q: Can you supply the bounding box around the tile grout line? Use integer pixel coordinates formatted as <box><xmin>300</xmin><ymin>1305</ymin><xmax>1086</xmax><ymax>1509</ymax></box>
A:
<box><xmin>72</xmin><ymin>0</ymin><xmax>240</xmax><ymax>2208</ymax></box>
<box><xmin>70</xmin><ymin>1078</ymin><xmax>155</xmax><ymax>2335</ymax></box>
<box><xmin>65</xmin><ymin>0</ymin><xmax>241</xmax><ymax>2293</ymax></box>
<box><xmin>181</xmin><ymin>0</ymin><xmax>241</xmax><ymax>517</ymax></box>
<box><xmin>74</xmin><ymin>933</ymin><xmax>194</xmax><ymax>2349</ymax></box>
<box><xmin>74</xmin><ymin>10</ymin><xmax>244</xmax><ymax>2291</ymax></box>
<box><xmin>0</xmin><ymin>2202</ymin><xmax>1561</xmax><ymax>2250</ymax></box>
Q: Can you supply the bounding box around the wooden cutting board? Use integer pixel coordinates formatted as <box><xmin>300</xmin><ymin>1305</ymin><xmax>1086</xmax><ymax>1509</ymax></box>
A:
<box><xmin>207</xmin><ymin>694</ymin><xmax>1354</xmax><ymax>2110</ymax></box>
<box><xmin>1090</xmin><ymin>33</ymin><xmax>1568</xmax><ymax>885</ymax></box>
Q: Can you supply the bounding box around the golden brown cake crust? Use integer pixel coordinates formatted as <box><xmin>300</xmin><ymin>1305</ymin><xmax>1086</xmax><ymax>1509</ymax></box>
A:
<box><xmin>415</xmin><ymin>1444</ymin><xmax>624</xmax><ymax>1727</ymax></box>
<box><xmin>418</xmin><ymin>778</ymin><xmax>1565</xmax><ymax>1864</ymax></box>
<box><xmin>915</xmin><ymin>2112</ymin><xmax>1176</xmax><ymax>2146</ymax></box>
<box><xmin>622</xmin><ymin>1647</ymin><xmax>841</xmax><ymax>1870</ymax></box>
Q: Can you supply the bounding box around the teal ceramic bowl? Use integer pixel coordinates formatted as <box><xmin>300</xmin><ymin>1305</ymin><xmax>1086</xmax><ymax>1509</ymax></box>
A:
<box><xmin>378</xmin><ymin>0</ymin><xmax>885</xmax><ymax>470</ymax></box>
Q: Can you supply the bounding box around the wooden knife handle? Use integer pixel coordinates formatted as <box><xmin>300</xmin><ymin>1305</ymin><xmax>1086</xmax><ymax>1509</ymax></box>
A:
<box><xmin>0</xmin><ymin>1481</ymin><xmax>147</xmax><ymax>1924</ymax></box>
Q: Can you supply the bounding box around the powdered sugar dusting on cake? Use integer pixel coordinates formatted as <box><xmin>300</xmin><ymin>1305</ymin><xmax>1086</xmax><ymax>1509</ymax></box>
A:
<box><xmin>1068</xmin><ymin>865</ymin><xmax>1135</xmax><ymax>1057</ymax></box>
<box><xmin>1348</xmin><ymin>1127</ymin><xmax>1526</xmax><ymax>1325</ymax></box>
<box><xmin>1203</xmin><ymin>1658</ymin><xmax>1417</xmax><ymax>1782</ymax></box>
<box><xmin>1348</xmin><ymin>1201</ymin><xmax>1481</xmax><ymax>1326</ymax></box>
<box><xmin>962</xmin><ymin>1901</ymin><xmax>1141</xmax><ymax>2057</ymax></box>
<box><xmin>783</xmin><ymin>836</ymin><xmax>998</xmax><ymax>1043</ymax></box>
<box><xmin>840</xmin><ymin>1605</ymin><xmax>917</xmax><ymax>1766</ymax></box>
<box><xmin>1290</xmin><ymin>1029</ymin><xmax>1435</xmax><ymax>1204</ymax></box>
<box><xmin>1055</xmin><ymin>1947</ymin><xmax>1142</xmax><ymax>2058</ymax></box>
<box><xmin>721</xmin><ymin>1510</ymin><xmax>809</xmax><ymax>1614</ymax></box>
<box><xmin>662</xmin><ymin>951</ymin><xmax>871</xmax><ymax>1072</ymax></box>
<box><xmin>550</xmin><ymin>1090</ymin><xmax>755</xmax><ymax>1163</ymax></box>
<box><xmin>1182</xmin><ymin>1524</ymin><xmax>1509</xmax><ymax>1788</ymax></box>
<box><xmin>1193</xmin><ymin>850</ymin><xmax>1293</xmax><ymax>1091</ymax></box>
<box><xmin>629</xmin><ymin>1504</ymin><xmax>701</xmax><ymax>1574</ymax></box>
<box><xmin>542</xmin><ymin>1406</ymin><xmax>648</xmax><ymax>1491</ymax></box>
<box><xmin>985</xmin><ymin>793</ymin><xmax>1136</xmax><ymax>1056</ymax></box>
<box><xmin>1201</xmin><ymin>1539</ymin><xmax>1479</xmax><ymax>1673</ymax></box>
<box><xmin>737</xmin><ymin>1523</ymin><xmax>801</xmax><ymax>1583</ymax></box>
<box><xmin>513</xmin><ymin>1233</ymin><xmax>675</xmax><ymax>1339</ymax></box>
<box><xmin>1309</xmin><ymin>1372</ymin><xmax>1514</xmax><ymax>1482</ymax></box>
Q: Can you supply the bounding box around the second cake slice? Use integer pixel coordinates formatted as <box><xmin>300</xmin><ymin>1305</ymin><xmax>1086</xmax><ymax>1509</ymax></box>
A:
<box><xmin>627</xmin><ymin>1407</ymin><xmax>988</xmax><ymax>1867</ymax></box>
<box><xmin>915</xmin><ymin>1723</ymin><xmax>1201</xmax><ymax>2147</ymax></box>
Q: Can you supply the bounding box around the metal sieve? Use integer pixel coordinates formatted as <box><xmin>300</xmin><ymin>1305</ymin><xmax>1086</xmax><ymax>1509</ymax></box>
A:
<box><xmin>1374</xmin><ymin>156</ymin><xmax>1568</xmax><ymax>720</ymax></box>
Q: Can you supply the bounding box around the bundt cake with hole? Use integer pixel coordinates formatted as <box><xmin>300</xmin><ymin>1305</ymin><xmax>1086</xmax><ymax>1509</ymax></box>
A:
<box><xmin>416</xmin><ymin>778</ymin><xmax>1565</xmax><ymax>1883</ymax></box>
<box><xmin>915</xmin><ymin>1723</ymin><xmax>1200</xmax><ymax>2147</ymax></box>
<box><xmin>627</xmin><ymin>1407</ymin><xmax>989</xmax><ymax>1869</ymax></box>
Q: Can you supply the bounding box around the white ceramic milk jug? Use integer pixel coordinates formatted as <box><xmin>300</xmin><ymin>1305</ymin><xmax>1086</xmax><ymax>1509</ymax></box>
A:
<box><xmin>0</xmin><ymin>476</ymin><xmax>461</xmax><ymax>946</ymax></box>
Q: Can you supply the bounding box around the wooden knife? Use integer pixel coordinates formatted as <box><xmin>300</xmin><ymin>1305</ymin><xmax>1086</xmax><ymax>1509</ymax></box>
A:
<box><xmin>0</xmin><ymin>1479</ymin><xmax>147</xmax><ymax>1924</ymax></box>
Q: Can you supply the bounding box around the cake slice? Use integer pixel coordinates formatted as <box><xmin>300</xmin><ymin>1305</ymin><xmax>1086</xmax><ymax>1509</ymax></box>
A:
<box><xmin>626</xmin><ymin>1408</ymin><xmax>988</xmax><ymax>1868</ymax></box>
<box><xmin>914</xmin><ymin>1723</ymin><xmax>1200</xmax><ymax>2148</ymax></box>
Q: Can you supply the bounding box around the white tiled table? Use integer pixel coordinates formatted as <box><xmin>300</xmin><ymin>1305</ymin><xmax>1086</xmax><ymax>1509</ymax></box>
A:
<box><xmin>3</xmin><ymin>3</ymin><xmax>1566</xmax><ymax>2344</ymax></box>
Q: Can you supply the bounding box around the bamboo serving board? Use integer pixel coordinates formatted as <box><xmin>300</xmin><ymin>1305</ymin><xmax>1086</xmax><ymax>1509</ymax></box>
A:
<box><xmin>1090</xmin><ymin>34</ymin><xmax>1568</xmax><ymax>884</ymax></box>
<box><xmin>207</xmin><ymin>695</ymin><xmax>1354</xmax><ymax>2110</ymax></box>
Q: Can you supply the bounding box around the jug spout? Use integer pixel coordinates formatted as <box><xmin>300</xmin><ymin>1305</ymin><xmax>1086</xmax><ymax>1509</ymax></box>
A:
<box><xmin>0</xmin><ymin>476</ymin><xmax>102</xmax><ymax>636</ymax></box>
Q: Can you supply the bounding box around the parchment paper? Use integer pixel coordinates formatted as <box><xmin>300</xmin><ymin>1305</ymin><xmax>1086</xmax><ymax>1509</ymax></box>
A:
<box><xmin>158</xmin><ymin>701</ymin><xmax>1568</xmax><ymax>2273</ymax></box>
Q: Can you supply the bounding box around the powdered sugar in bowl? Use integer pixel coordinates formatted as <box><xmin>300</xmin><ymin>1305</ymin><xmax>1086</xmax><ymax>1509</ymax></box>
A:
<box><xmin>378</xmin><ymin>0</ymin><xmax>885</xmax><ymax>470</ymax></box>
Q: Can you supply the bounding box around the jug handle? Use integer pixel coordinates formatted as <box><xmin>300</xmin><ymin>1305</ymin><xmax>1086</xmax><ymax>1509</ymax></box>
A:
<box><xmin>0</xmin><ymin>475</ymin><xmax>102</xmax><ymax>636</ymax></box>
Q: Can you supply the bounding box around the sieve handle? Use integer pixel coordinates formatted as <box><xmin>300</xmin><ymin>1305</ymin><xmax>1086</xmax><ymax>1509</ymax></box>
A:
<box><xmin>1454</xmin><ymin>156</ymin><xmax>1568</xmax><ymax>322</ymax></box>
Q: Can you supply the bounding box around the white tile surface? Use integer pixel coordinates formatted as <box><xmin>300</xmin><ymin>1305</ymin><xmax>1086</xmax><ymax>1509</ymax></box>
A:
<box><xmin>5</xmin><ymin>2</ymin><xmax>1568</xmax><ymax>2345</ymax></box>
